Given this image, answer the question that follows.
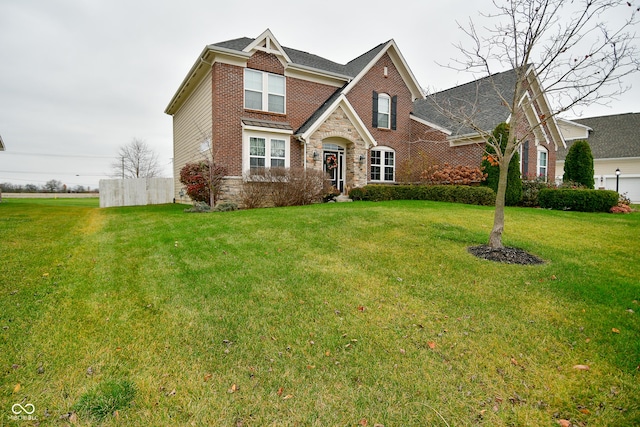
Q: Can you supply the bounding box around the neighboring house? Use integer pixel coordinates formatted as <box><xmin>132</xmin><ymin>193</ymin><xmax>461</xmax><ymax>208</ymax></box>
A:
<box><xmin>557</xmin><ymin>113</ymin><xmax>640</xmax><ymax>202</ymax></box>
<box><xmin>165</xmin><ymin>29</ymin><xmax>565</xmax><ymax>205</ymax></box>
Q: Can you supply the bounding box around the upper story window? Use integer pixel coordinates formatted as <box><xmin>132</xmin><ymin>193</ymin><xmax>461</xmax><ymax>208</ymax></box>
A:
<box><xmin>372</xmin><ymin>91</ymin><xmax>397</xmax><ymax>130</ymax></box>
<box><xmin>244</xmin><ymin>69</ymin><xmax>285</xmax><ymax>114</ymax></box>
<box><xmin>370</xmin><ymin>147</ymin><xmax>395</xmax><ymax>182</ymax></box>
<box><xmin>537</xmin><ymin>146</ymin><xmax>548</xmax><ymax>180</ymax></box>
<box><xmin>377</xmin><ymin>94</ymin><xmax>391</xmax><ymax>129</ymax></box>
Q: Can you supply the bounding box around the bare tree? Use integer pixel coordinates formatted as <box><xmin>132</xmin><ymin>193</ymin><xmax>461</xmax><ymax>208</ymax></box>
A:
<box><xmin>195</xmin><ymin>127</ymin><xmax>227</xmax><ymax>207</ymax></box>
<box><xmin>111</xmin><ymin>138</ymin><xmax>162</xmax><ymax>179</ymax></box>
<box><xmin>438</xmin><ymin>0</ymin><xmax>639</xmax><ymax>248</ymax></box>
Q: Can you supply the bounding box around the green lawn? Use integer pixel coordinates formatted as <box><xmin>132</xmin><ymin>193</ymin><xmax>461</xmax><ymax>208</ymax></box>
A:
<box><xmin>1</xmin><ymin>198</ymin><xmax>638</xmax><ymax>426</ymax></box>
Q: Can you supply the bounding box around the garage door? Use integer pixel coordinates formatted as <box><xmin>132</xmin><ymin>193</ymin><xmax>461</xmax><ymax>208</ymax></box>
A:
<box><xmin>604</xmin><ymin>176</ymin><xmax>640</xmax><ymax>203</ymax></box>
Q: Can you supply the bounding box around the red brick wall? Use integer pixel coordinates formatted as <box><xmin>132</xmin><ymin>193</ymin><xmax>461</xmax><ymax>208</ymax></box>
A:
<box><xmin>346</xmin><ymin>53</ymin><xmax>414</xmax><ymax>159</ymax></box>
<box><xmin>211</xmin><ymin>51</ymin><xmax>338</xmax><ymax>174</ymax></box>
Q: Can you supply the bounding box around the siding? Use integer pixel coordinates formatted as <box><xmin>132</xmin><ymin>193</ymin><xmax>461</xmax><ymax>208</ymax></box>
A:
<box><xmin>172</xmin><ymin>70</ymin><xmax>213</xmax><ymax>200</ymax></box>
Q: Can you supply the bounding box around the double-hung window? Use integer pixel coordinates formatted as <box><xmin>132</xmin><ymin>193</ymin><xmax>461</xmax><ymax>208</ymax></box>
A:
<box><xmin>370</xmin><ymin>147</ymin><xmax>395</xmax><ymax>182</ymax></box>
<box><xmin>247</xmin><ymin>134</ymin><xmax>289</xmax><ymax>172</ymax></box>
<box><xmin>377</xmin><ymin>94</ymin><xmax>391</xmax><ymax>129</ymax></box>
<box><xmin>372</xmin><ymin>91</ymin><xmax>397</xmax><ymax>130</ymax></box>
<box><xmin>537</xmin><ymin>146</ymin><xmax>548</xmax><ymax>179</ymax></box>
<box><xmin>244</xmin><ymin>69</ymin><xmax>285</xmax><ymax>114</ymax></box>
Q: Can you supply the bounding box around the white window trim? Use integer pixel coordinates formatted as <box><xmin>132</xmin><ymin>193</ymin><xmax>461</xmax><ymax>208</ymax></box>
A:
<box><xmin>242</xmin><ymin>129</ymin><xmax>291</xmax><ymax>174</ymax></box>
<box><xmin>370</xmin><ymin>146</ymin><xmax>395</xmax><ymax>183</ymax></box>
<box><xmin>244</xmin><ymin>69</ymin><xmax>286</xmax><ymax>114</ymax></box>
<box><xmin>537</xmin><ymin>145</ymin><xmax>548</xmax><ymax>179</ymax></box>
<box><xmin>377</xmin><ymin>93</ymin><xmax>391</xmax><ymax>129</ymax></box>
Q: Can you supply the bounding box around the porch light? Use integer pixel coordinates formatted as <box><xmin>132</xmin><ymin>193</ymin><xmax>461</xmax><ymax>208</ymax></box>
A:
<box><xmin>615</xmin><ymin>168</ymin><xmax>621</xmax><ymax>193</ymax></box>
<box><xmin>359</xmin><ymin>154</ymin><xmax>366</xmax><ymax>165</ymax></box>
<box><xmin>313</xmin><ymin>151</ymin><xmax>318</xmax><ymax>160</ymax></box>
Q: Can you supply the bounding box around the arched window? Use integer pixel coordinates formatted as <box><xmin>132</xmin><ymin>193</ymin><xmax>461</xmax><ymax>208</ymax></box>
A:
<box><xmin>370</xmin><ymin>146</ymin><xmax>395</xmax><ymax>182</ymax></box>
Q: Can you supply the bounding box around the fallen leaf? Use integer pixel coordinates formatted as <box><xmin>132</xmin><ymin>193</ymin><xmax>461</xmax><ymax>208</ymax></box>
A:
<box><xmin>557</xmin><ymin>420</ymin><xmax>571</xmax><ymax>427</ymax></box>
<box><xmin>551</xmin><ymin>275</ymin><xmax>557</xmax><ymax>280</ymax></box>
<box><xmin>573</xmin><ymin>364</ymin><xmax>590</xmax><ymax>371</ymax></box>
<box><xmin>69</xmin><ymin>412</ymin><xmax>78</xmax><ymax>424</ymax></box>
<box><xmin>612</xmin><ymin>328</ymin><xmax>620</xmax><ymax>334</ymax></box>
<box><xmin>579</xmin><ymin>408</ymin><xmax>590</xmax><ymax>414</ymax></box>
<box><xmin>357</xmin><ymin>305</ymin><xmax>365</xmax><ymax>312</ymax></box>
<box><xmin>399</xmin><ymin>348</ymin><xmax>406</xmax><ymax>354</ymax></box>
<box><xmin>277</xmin><ymin>387</ymin><xmax>283</xmax><ymax>396</ymax></box>
<box><xmin>283</xmin><ymin>394</ymin><xmax>293</xmax><ymax>400</ymax></box>
<box><xmin>204</xmin><ymin>373</ymin><xmax>212</xmax><ymax>381</ymax></box>
<box><xmin>325</xmin><ymin>350</ymin><xmax>331</xmax><ymax>357</ymax></box>
<box><xmin>167</xmin><ymin>389</ymin><xmax>176</xmax><ymax>396</ymax></box>
<box><xmin>511</xmin><ymin>358</ymin><xmax>518</xmax><ymax>366</ymax></box>
<box><xmin>228</xmin><ymin>384</ymin><xmax>237</xmax><ymax>394</ymax></box>
<box><xmin>359</xmin><ymin>418</ymin><xmax>368</xmax><ymax>426</ymax></box>
<box><xmin>114</xmin><ymin>410</ymin><xmax>120</xmax><ymax>419</ymax></box>
<box><xmin>306</xmin><ymin>365</ymin><xmax>315</xmax><ymax>369</ymax></box>
<box><xmin>428</xmin><ymin>341</ymin><xmax>436</xmax><ymax>349</ymax></box>
<box><xmin>42</xmin><ymin>273</ymin><xmax>49</xmax><ymax>278</ymax></box>
<box><xmin>13</xmin><ymin>383</ymin><xmax>21</xmax><ymax>393</ymax></box>
<box><xmin>585</xmin><ymin>338</ymin><xmax>591</xmax><ymax>343</ymax></box>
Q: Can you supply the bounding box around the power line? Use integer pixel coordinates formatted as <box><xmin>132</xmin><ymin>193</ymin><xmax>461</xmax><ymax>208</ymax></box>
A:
<box><xmin>2</xmin><ymin>151</ymin><xmax>115</xmax><ymax>159</ymax></box>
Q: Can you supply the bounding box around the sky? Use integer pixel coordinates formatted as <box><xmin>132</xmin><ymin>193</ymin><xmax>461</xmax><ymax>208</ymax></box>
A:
<box><xmin>1</xmin><ymin>0</ymin><xmax>638</xmax><ymax>190</ymax></box>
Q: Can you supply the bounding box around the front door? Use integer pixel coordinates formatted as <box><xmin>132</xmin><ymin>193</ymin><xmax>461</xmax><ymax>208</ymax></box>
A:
<box><xmin>324</xmin><ymin>150</ymin><xmax>345</xmax><ymax>193</ymax></box>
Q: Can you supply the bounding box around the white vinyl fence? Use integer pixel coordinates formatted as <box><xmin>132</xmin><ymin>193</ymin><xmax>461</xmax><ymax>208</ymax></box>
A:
<box><xmin>99</xmin><ymin>178</ymin><xmax>174</xmax><ymax>208</ymax></box>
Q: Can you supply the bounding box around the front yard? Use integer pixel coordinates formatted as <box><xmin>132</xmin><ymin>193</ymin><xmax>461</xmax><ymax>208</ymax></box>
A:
<box><xmin>1</xmin><ymin>198</ymin><xmax>638</xmax><ymax>426</ymax></box>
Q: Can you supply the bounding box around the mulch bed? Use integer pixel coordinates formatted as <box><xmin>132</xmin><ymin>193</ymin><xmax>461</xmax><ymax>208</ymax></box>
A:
<box><xmin>468</xmin><ymin>245</ymin><xmax>545</xmax><ymax>265</ymax></box>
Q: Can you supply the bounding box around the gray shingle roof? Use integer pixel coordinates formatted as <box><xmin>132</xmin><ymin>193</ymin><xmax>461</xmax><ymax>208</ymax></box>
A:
<box><xmin>557</xmin><ymin>113</ymin><xmax>640</xmax><ymax>160</ymax></box>
<box><xmin>211</xmin><ymin>37</ymin><xmax>386</xmax><ymax>78</ymax></box>
<box><xmin>412</xmin><ymin>68</ymin><xmax>519</xmax><ymax>136</ymax></box>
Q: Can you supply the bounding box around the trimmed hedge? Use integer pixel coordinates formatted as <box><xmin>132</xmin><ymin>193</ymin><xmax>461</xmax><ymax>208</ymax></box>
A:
<box><xmin>538</xmin><ymin>188</ymin><xmax>618</xmax><ymax>212</ymax></box>
<box><xmin>349</xmin><ymin>184</ymin><xmax>495</xmax><ymax>206</ymax></box>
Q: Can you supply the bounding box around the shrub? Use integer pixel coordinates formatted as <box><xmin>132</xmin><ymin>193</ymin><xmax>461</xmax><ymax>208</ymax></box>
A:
<box><xmin>348</xmin><ymin>184</ymin><xmax>495</xmax><ymax>206</ymax></box>
<box><xmin>481</xmin><ymin>122</ymin><xmax>523</xmax><ymax>205</ymax></box>
<box><xmin>538</xmin><ymin>188</ymin><xmax>618</xmax><ymax>212</ymax></box>
<box><xmin>179</xmin><ymin>161</ymin><xmax>227</xmax><ymax>206</ymax></box>
<box><xmin>610</xmin><ymin>192</ymin><xmax>633</xmax><ymax>214</ymax></box>
<box><xmin>421</xmin><ymin>163</ymin><xmax>486</xmax><ymax>185</ymax></box>
<box><xmin>240</xmin><ymin>168</ymin><xmax>331</xmax><ymax>209</ymax></box>
<box><xmin>213</xmin><ymin>202</ymin><xmax>238</xmax><ymax>212</ymax></box>
<box><xmin>396</xmin><ymin>151</ymin><xmax>438</xmax><ymax>183</ymax></box>
<box><xmin>520</xmin><ymin>177</ymin><xmax>556</xmax><ymax>207</ymax></box>
<box><xmin>184</xmin><ymin>201</ymin><xmax>211</xmax><ymax>213</ymax></box>
<box><xmin>563</xmin><ymin>140</ymin><xmax>595</xmax><ymax>188</ymax></box>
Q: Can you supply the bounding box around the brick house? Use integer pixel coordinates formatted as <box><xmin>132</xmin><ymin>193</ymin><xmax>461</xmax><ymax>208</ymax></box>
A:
<box><xmin>165</xmin><ymin>29</ymin><xmax>567</xmax><ymax>204</ymax></box>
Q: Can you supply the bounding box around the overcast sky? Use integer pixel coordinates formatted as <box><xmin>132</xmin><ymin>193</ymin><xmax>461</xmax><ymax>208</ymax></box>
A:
<box><xmin>1</xmin><ymin>0</ymin><xmax>638</xmax><ymax>190</ymax></box>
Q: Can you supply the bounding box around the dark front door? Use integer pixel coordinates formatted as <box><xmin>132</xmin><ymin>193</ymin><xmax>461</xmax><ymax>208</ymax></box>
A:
<box><xmin>324</xmin><ymin>150</ymin><xmax>344</xmax><ymax>192</ymax></box>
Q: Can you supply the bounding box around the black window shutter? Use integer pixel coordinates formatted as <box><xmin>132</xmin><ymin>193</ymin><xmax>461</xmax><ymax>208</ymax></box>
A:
<box><xmin>391</xmin><ymin>95</ymin><xmax>397</xmax><ymax>130</ymax></box>
<box><xmin>522</xmin><ymin>140</ymin><xmax>529</xmax><ymax>175</ymax></box>
<box><xmin>372</xmin><ymin>91</ymin><xmax>378</xmax><ymax>128</ymax></box>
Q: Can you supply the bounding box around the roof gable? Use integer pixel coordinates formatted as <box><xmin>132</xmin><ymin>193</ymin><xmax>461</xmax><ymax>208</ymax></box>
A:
<box><xmin>242</xmin><ymin>29</ymin><xmax>292</xmax><ymax>64</ymax></box>
<box><xmin>297</xmin><ymin>93</ymin><xmax>376</xmax><ymax>149</ymax></box>
<box><xmin>343</xmin><ymin>40</ymin><xmax>424</xmax><ymax>101</ymax></box>
<box><xmin>413</xmin><ymin>66</ymin><xmax>565</xmax><ymax>149</ymax></box>
<box><xmin>557</xmin><ymin>113</ymin><xmax>640</xmax><ymax>160</ymax></box>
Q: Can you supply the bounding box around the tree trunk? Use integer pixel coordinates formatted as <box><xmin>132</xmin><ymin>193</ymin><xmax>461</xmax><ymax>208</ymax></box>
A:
<box><xmin>488</xmin><ymin>158</ymin><xmax>510</xmax><ymax>249</ymax></box>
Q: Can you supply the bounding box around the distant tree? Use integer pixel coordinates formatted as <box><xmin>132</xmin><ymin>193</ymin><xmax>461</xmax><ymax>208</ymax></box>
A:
<box><xmin>25</xmin><ymin>184</ymin><xmax>38</xmax><ymax>193</ymax></box>
<box><xmin>563</xmin><ymin>140</ymin><xmax>595</xmax><ymax>189</ymax></box>
<box><xmin>481</xmin><ymin>123</ymin><xmax>522</xmax><ymax>206</ymax></box>
<box><xmin>111</xmin><ymin>138</ymin><xmax>161</xmax><ymax>179</ymax></box>
<box><xmin>44</xmin><ymin>179</ymin><xmax>63</xmax><ymax>192</ymax></box>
